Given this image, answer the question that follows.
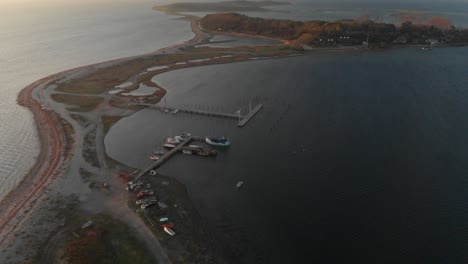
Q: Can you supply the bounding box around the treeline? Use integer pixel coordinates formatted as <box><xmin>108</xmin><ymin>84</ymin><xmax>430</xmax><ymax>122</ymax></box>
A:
<box><xmin>200</xmin><ymin>13</ymin><xmax>468</xmax><ymax>46</ymax></box>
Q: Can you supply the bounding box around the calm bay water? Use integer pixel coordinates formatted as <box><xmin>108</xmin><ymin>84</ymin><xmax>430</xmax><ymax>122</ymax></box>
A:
<box><xmin>106</xmin><ymin>47</ymin><xmax>468</xmax><ymax>263</ymax></box>
<box><xmin>0</xmin><ymin>1</ymin><xmax>193</xmax><ymax>200</ymax></box>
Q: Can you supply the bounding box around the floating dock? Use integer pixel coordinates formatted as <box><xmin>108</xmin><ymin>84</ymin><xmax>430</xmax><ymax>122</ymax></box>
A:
<box><xmin>237</xmin><ymin>104</ymin><xmax>263</xmax><ymax>127</ymax></box>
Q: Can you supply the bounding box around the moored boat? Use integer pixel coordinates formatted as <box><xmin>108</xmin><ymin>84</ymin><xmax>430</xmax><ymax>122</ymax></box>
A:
<box><xmin>166</xmin><ymin>138</ymin><xmax>181</xmax><ymax>144</ymax></box>
<box><xmin>149</xmin><ymin>154</ymin><xmax>159</xmax><ymax>161</ymax></box>
<box><xmin>206</xmin><ymin>136</ymin><xmax>231</xmax><ymax>147</ymax></box>
<box><xmin>163</xmin><ymin>143</ymin><xmax>176</xmax><ymax>149</ymax></box>
<box><xmin>236</xmin><ymin>181</ymin><xmax>244</xmax><ymax>189</ymax></box>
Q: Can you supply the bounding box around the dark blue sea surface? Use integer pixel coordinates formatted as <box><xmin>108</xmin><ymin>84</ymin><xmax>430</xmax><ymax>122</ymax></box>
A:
<box><xmin>106</xmin><ymin>47</ymin><xmax>468</xmax><ymax>263</ymax></box>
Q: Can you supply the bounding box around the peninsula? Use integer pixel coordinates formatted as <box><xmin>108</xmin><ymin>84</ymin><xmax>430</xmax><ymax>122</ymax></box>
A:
<box><xmin>1</xmin><ymin>3</ymin><xmax>467</xmax><ymax>264</ymax></box>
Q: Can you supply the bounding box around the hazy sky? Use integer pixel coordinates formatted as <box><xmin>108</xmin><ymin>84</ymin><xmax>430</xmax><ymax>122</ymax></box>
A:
<box><xmin>1</xmin><ymin>0</ymin><xmax>467</xmax><ymax>8</ymax></box>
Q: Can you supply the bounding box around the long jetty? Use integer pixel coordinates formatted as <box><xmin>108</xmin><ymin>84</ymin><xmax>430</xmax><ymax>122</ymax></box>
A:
<box><xmin>144</xmin><ymin>104</ymin><xmax>239</xmax><ymax>119</ymax></box>
<box><xmin>136</xmin><ymin>103</ymin><xmax>263</xmax><ymax>127</ymax></box>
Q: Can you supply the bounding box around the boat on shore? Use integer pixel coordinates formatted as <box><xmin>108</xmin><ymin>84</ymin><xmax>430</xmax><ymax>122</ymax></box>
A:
<box><xmin>206</xmin><ymin>136</ymin><xmax>231</xmax><ymax>147</ymax></box>
<box><xmin>163</xmin><ymin>226</ymin><xmax>176</xmax><ymax>236</ymax></box>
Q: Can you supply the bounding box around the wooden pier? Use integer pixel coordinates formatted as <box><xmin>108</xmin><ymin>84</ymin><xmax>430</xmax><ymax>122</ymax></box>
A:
<box><xmin>237</xmin><ymin>104</ymin><xmax>263</xmax><ymax>127</ymax></box>
<box><xmin>146</xmin><ymin>105</ymin><xmax>239</xmax><ymax>119</ymax></box>
<box><xmin>134</xmin><ymin>136</ymin><xmax>194</xmax><ymax>181</ymax></box>
<box><xmin>137</xmin><ymin>103</ymin><xmax>263</xmax><ymax>127</ymax></box>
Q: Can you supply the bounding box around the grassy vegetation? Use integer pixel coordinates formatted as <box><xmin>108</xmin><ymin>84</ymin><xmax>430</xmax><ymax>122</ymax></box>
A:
<box><xmin>51</xmin><ymin>94</ymin><xmax>103</xmax><ymax>112</ymax></box>
<box><xmin>102</xmin><ymin>115</ymin><xmax>123</xmax><ymax>135</ymax></box>
<box><xmin>57</xmin><ymin>115</ymin><xmax>75</xmax><ymax>159</ymax></box>
<box><xmin>83</xmin><ymin>129</ymin><xmax>100</xmax><ymax>168</ymax></box>
<box><xmin>62</xmin><ymin>214</ymin><xmax>154</xmax><ymax>264</ymax></box>
<box><xmin>55</xmin><ymin>58</ymin><xmax>153</xmax><ymax>94</ymax></box>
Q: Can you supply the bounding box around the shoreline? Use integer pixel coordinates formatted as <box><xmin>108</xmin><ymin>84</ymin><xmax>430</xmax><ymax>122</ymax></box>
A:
<box><xmin>1</xmin><ymin>7</ymin><xmax>467</xmax><ymax>259</ymax></box>
<box><xmin>0</xmin><ymin>15</ymin><xmax>205</xmax><ymax>243</ymax></box>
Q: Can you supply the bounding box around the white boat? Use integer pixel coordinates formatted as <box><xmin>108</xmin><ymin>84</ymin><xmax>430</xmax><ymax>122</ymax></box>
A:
<box><xmin>81</xmin><ymin>220</ymin><xmax>93</xmax><ymax>229</ymax></box>
<box><xmin>163</xmin><ymin>144</ymin><xmax>176</xmax><ymax>149</ymax></box>
<box><xmin>188</xmin><ymin>145</ymin><xmax>202</xmax><ymax>149</ymax></box>
<box><xmin>236</xmin><ymin>181</ymin><xmax>244</xmax><ymax>189</ymax></box>
<box><xmin>182</xmin><ymin>150</ymin><xmax>192</xmax><ymax>155</ymax></box>
<box><xmin>166</xmin><ymin>138</ymin><xmax>181</xmax><ymax>144</ymax></box>
<box><xmin>171</xmin><ymin>109</ymin><xmax>179</xmax><ymax>114</ymax></box>
<box><xmin>164</xmin><ymin>227</ymin><xmax>176</xmax><ymax>236</ymax></box>
<box><xmin>160</xmin><ymin>217</ymin><xmax>169</xmax><ymax>222</ymax></box>
<box><xmin>149</xmin><ymin>155</ymin><xmax>159</xmax><ymax>161</ymax></box>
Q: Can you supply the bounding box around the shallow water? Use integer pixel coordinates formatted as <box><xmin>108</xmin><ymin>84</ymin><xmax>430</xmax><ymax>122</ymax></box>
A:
<box><xmin>0</xmin><ymin>1</ymin><xmax>193</xmax><ymax>200</ymax></box>
<box><xmin>106</xmin><ymin>47</ymin><xmax>468</xmax><ymax>263</ymax></box>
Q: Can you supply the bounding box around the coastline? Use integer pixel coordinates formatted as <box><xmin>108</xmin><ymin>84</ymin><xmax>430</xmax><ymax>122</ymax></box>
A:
<box><xmin>0</xmin><ymin>15</ymin><xmax>205</xmax><ymax>243</ymax></box>
<box><xmin>3</xmin><ymin>7</ymin><xmax>466</xmax><ymax>261</ymax></box>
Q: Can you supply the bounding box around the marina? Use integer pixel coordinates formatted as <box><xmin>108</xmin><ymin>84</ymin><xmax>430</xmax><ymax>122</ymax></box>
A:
<box><xmin>134</xmin><ymin>134</ymin><xmax>220</xmax><ymax>182</ymax></box>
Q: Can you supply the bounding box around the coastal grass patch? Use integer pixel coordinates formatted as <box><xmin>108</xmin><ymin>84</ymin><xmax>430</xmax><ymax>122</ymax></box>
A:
<box><xmin>102</xmin><ymin>115</ymin><xmax>123</xmax><ymax>135</ymax></box>
<box><xmin>57</xmin><ymin>115</ymin><xmax>75</xmax><ymax>159</ymax></box>
<box><xmin>55</xmin><ymin>58</ymin><xmax>154</xmax><ymax>95</ymax></box>
<box><xmin>58</xmin><ymin>213</ymin><xmax>154</xmax><ymax>264</ymax></box>
<box><xmin>51</xmin><ymin>94</ymin><xmax>103</xmax><ymax>112</ymax></box>
<box><xmin>83</xmin><ymin>129</ymin><xmax>100</xmax><ymax>168</ymax></box>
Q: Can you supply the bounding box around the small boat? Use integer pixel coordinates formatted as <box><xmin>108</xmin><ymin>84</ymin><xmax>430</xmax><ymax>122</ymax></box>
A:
<box><xmin>163</xmin><ymin>144</ymin><xmax>176</xmax><ymax>149</ymax></box>
<box><xmin>162</xmin><ymin>224</ymin><xmax>174</xmax><ymax>229</ymax></box>
<box><xmin>81</xmin><ymin>220</ymin><xmax>93</xmax><ymax>229</ymax></box>
<box><xmin>182</xmin><ymin>150</ymin><xmax>192</xmax><ymax>155</ymax></box>
<box><xmin>166</xmin><ymin>138</ymin><xmax>181</xmax><ymax>144</ymax></box>
<box><xmin>171</xmin><ymin>109</ymin><xmax>179</xmax><ymax>114</ymax></box>
<box><xmin>149</xmin><ymin>155</ymin><xmax>159</xmax><ymax>161</ymax></box>
<box><xmin>206</xmin><ymin>136</ymin><xmax>231</xmax><ymax>147</ymax></box>
<box><xmin>158</xmin><ymin>202</ymin><xmax>168</xmax><ymax>209</ymax></box>
<box><xmin>141</xmin><ymin>200</ymin><xmax>157</xmax><ymax>209</ymax></box>
<box><xmin>160</xmin><ymin>217</ymin><xmax>169</xmax><ymax>222</ymax></box>
<box><xmin>163</xmin><ymin>227</ymin><xmax>176</xmax><ymax>236</ymax></box>
<box><xmin>188</xmin><ymin>145</ymin><xmax>202</xmax><ymax>149</ymax></box>
<box><xmin>236</xmin><ymin>181</ymin><xmax>244</xmax><ymax>189</ymax></box>
<box><xmin>153</xmin><ymin>151</ymin><xmax>164</xmax><ymax>155</ymax></box>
